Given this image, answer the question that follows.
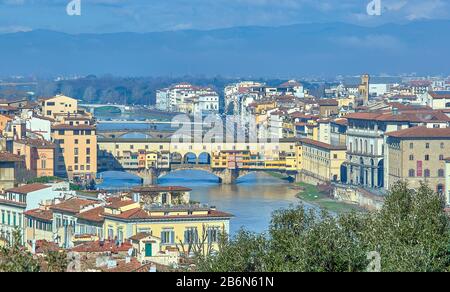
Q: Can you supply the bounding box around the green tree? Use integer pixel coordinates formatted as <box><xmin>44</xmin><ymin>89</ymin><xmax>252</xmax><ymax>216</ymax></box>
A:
<box><xmin>197</xmin><ymin>182</ymin><xmax>450</xmax><ymax>272</ymax></box>
<box><xmin>0</xmin><ymin>229</ymin><xmax>40</xmax><ymax>272</ymax></box>
<box><xmin>45</xmin><ymin>250</ymin><xmax>69</xmax><ymax>272</ymax></box>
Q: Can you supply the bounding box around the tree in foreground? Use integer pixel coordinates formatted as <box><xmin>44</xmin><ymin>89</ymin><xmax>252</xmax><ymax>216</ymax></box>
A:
<box><xmin>197</xmin><ymin>181</ymin><xmax>450</xmax><ymax>272</ymax></box>
<box><xmin>0</xmin><ymin>229</ymin><xmax>40</xmax><ymax>272</ymax></box>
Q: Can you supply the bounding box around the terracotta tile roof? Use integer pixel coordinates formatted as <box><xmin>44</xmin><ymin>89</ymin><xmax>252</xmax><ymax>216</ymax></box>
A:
<box><xmin>300</xmin><ymin>138</ymin><xmax>347</xmax><ymax>151</ymax></box>
<box><xmin>107</xmin><ymin>199</ymin><xmax>136</xmax><ymax>209</ymax></box>
<box><xmin>50</xmin><ymin>198</ymin><xmax>98</xmax><ymax>214</ymax></box>
<box><xmin>131</xmin><ymin>186</ymin><xmax>192</xmax><ymax>193</ymax></box>
<box><xmin>386</xmin><ymin>126</ymin><xmax>450</xmax><ymax>139</ymax></box>
<box><xmin>28</xmin><ymin>240</ymin><xmax>60</xmax><ymax>254</ymax></box>
<box><xmin>75</xmin><ymin>206</ymin><xmax>105</xmax><ymax>223</ymax></box>
<box><xmin>104</xmin><ymin>208</ymin><xmax>233</xmax><ymax>221</ymax></box>
<box><xmin>24</xmin><ymin>208</ymin><xmax>53</xmax><ymax>222</ymax></box>
<box><xmin>429</xmin><ymin>91</ymin><xmax>450</xmax><ymax>99</ymax></box>
<box><xmin>6</xmin><ymin>183</ymin><xmax>50</xmax><ymax>194</ymax></box>
<box><xmin>332</xmin><ymin>118</ymin><xmax>348</xmax><ymax>126</ymax></box>
<box><xmin>101</xmin><ymin>258</ymin><xmax>147</xmax><ymax>273</ymax></box>
<box><xmin>0</xmin><ymin>152</ymin><xmax>23</xmax><ymax>162</ymax></box>
<box><xmin>15</xmin><ymin>138</ymin><xmax>55</xmax><ymax>149</ymax></box>
<box><xmin>129</xmin><ymin>232</ymin><xmax>152</xmax><ymax>241</ymax></box>
<box><xmin>71</xmin><ymin>240</ymin><xmax>132</xmax><ymax>253</ymax></box>
<box><xmin>346</xmin><ymin>111</ymin><xmax>450</xmax><ymax>123</ymax></box>
<box><xmin>318</xmin><ymin>99</ymin><xmax>338</xmax><ymax>106</ymax></box>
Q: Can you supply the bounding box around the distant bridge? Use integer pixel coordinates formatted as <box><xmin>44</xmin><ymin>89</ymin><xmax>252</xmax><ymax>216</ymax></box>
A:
<box><xmin>80</xmin><ymin>104</ymin><xmax>133</xmax><ymax>113</ymax></box>
<box><xmin>97</xmin><ymin>129</ymin><xmax>175</xmax><ymax>139</ymax></box>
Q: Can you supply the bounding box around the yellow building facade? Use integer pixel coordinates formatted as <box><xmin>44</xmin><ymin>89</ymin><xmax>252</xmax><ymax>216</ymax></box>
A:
<box><xmin>300</xmin><ymin>139</ymin><xmax>346</xmax><ymax>182</ymax></box>
<box><xmin>51</xmin><ymin>124</ymin><xmax>97</xmax><ymax>180</ymax></box>
<box><xmin>41</xmin><ymin>95</ymin><xmax>78</xmax><ymax>119</ymax></box>
<box><xmin>103</xmin><ymin>203</ymin><xmax>232</xmax><ymax>252</ymax></box>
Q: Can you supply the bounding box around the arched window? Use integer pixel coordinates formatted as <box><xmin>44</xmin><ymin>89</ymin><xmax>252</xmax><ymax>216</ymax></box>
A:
<box><xmin>438</xmin><ymin>169</ymin><xmax>445</xmax><ymax>177</ymax></box>
<box><xmin>364</xmin><ymin>140</ymin><xmax>368</xmax><ymax>154</ymax></box>
<box><xmin>408</xmin><ymin>169</ymin><xmax>415</xmax><ymax>177</ymax></box>
<box><xmin>424</xmin><ymin>169</ymin><xmax>431</xmax><ymax>178</ymax></box>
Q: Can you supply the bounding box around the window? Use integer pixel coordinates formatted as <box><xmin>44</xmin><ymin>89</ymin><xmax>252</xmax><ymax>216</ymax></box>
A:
<box><xmin>75</xmin><ymin>139</ymin><xmax>78</xmax><ymax>144</ymax></box>
<box><xmin>184</xmin><ymin>227</ymin><xmax>198</xmax><ymax>244</ymax></box>
<box><xmin>74</xmin><ymin>148</ymin><xmax>79</xmax><ymax>156</ymax></box>
<box><xmin>438</xmin><ymin>169</ymin><xmax>445</xmax><ymax>177</ymax></box>
<box><xmin>86</xmin><ymin>139</ymin><xmax>91</xmax><ymax>145</ymax></box>
<box><xmin>409</xmin><ymin>155</ymin><xmax>414</xmax><ymax>161</ymax></box>
<box><xmin>425</xmin><ymin>155</ymin><xmax>430</xmax><ymax>161</ymax></box>
<box><xmin>41</xmin><ymin>160</ymin><xmax>46</xmax><ymax>169</ymax></box>
<box><xmin>161</xmin><ymin>229</ymin><xmax>175</xmax><ymax>245</ymax></box>
<box><xmin>408</xmin><ymin>169</ymin><xmax>415</xmax><ymax>177</ymax></box>
<box><xmin>439</xmin><ymin>155</ymin><xmax>444</xmax><ymax>161</ymax></box>
<box><xmin>426</xmin><ymin>143</ymin><xmax>430</xmax><ymax>149</ymax></box>
<box><xmin>409</xmin><ymin>143</ymin><xmax>414</xmax><ymax>149</ymax></box>
<box><xmin>207</xmin><ymin>227</ymin><xmax>221</xmax><ymax>243</ymax></box>
<box><xmin>86</xmin><ymin>148</ymin><xmax>91</xmax><ymax>155</ymax></box>
<box><xmin>440</xmin><ymin>143</ymin><xmax>445</xmax><ymax>149</ymax></box>
<box><xmin>424</xmin><ymin>169</ymin><xmax>431</xmax><ymax>178</ymax></box>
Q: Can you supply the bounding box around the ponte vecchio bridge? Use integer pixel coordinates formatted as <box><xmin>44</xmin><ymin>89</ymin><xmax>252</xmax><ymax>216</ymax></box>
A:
<box><xmin>97</xmin><ymin>137</ymin><xmax>301</xmax><ymax>185</ymax></box>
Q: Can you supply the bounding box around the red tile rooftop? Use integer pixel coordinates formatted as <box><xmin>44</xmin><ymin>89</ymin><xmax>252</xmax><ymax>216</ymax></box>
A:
<box><xmin>386</xmin><ymin>126</ymin><xmax>450</xmax><ymax>139</ymax></box>
<box><xmin>103</xmin><ymin>208</ymin><xmax>233</xmax><ymax>221</ymax></box>
<box><xmin>0</xmin><ymin>152</ymin><xmax>23</xmax><ymax>162</ymax></box>
<box><xmin>71</xmin><ymin>240</ymin><xmax>132</xmax><ymax>253</ymax></box>
<box><xmin>24</xmin><ymin>208</ymin><xmax>53</xmax><ymax>222</ymax></box>
<box><xmin>429</xmin><ymin>91</ymin><xmax>450</xmax><ymax>99</ymax></box>
<box><xmin>106</xmin><ymin>199</ymin><xmax>137</xmax><ymax>209</ymax></box>
<box><xmin>28</xmin><ymin>240</ymin><xmax>60</xmax><ymax>254</ymax></box>
<box><xmin>299</xmin><ymin>138</ymin><xmax>347</xmax><ymax>151</ymax></box>
<box><xmin>6</xmin><ymin>183</ymin><xmax>50</xmax><ymax>194</ymax></box>
<box><xmin>15</xmin><ymin>138</ymin><xmax>55</xmax><ymax>148</ymax></box>
<box><xmin>75</xmin><ymin>206</ymin><xmax>105</xmax><ymax>223</ymax></box>
<box><xmin>50</xmin><ymin>198</ymin><xmax>99</xmax><ymax>214</ymax></box>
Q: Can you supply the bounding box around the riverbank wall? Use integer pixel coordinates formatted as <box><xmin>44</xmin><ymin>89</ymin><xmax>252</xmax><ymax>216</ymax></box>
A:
<box><xmin>332</xmin><ymin>184</ymin><xmax>385</xmax><ymax>211</ymax></box>
<box><xmin>298</xmin><ymin>171</ymin><xmax>385</xmax><ymax>211</ymax></box>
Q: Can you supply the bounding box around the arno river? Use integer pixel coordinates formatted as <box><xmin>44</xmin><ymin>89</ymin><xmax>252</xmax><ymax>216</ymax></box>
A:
<box><xmin>97</xmin><ymin>170</ymin><xmax>306</xmax><ymax>235</ymax></box>
<box><xmin>96</xmin><ymin>113</ymin><xmax>313</xmax><ymax>235</ymax></box>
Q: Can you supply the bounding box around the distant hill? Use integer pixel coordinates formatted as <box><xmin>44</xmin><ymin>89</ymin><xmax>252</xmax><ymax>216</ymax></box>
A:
<box><xmin>0</xmin><ymin>20</ymin><xmax>449</xmax><ymax>76</ymax></box>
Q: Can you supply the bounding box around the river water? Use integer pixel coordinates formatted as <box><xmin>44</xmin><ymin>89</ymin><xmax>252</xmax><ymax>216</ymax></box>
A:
<box><xmin>96</xmin><ymin>113</ymin><xmax>308</xmax><ymax>235</ymax></box>
<box><xmin>97</xmin><ymin>171</ymin><xmax>304</xmax><ymax>235</ymax></box>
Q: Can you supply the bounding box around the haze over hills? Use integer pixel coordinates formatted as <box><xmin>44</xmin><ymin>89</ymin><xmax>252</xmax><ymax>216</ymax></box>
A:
<box><xmin>0</xmin><ymin>20</ymin><xmax>449</xmax><ymax>77</ymax></box>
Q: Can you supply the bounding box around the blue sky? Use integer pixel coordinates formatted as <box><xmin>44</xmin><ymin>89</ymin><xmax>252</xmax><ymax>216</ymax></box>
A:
<box><xmin>0</xmin><ymin>0</ymin><xmax>449</xmax><ymax>33</ymax></box>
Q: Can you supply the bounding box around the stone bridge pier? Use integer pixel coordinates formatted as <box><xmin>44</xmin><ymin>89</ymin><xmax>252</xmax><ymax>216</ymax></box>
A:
<box><xmin>127</xmin><ymin>168</ymin><xmax>161</xmax><ymax>185</ymax></box>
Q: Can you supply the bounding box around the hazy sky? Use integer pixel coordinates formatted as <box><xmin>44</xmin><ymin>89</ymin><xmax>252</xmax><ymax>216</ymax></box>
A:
<box><xmin>0</xmin><ymin>0</ymin><xmax>449</xmax><ymax>34</ymax></box>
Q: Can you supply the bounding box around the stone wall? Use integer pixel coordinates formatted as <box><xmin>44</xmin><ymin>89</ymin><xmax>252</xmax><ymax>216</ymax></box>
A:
<box><xmin>332</xmin><ymin>184</ymin><xmax>384</xmax><ymax>211</ymax></box>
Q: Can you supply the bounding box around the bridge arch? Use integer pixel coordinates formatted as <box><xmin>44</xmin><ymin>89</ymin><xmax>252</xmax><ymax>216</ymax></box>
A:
<box><xmin>119</xmin><ymin>132</ymin><xmax>153</xmax><ymax>139</ymax></box>
<box><xmin>183</xmin><ymin>152</ymin><xmax>198</xmax><ymax>164</ymax></box>
<box><xmin>198</xmin><ymin>152</ymin><xmax>211</xmax><ymax>165</ymax></box>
